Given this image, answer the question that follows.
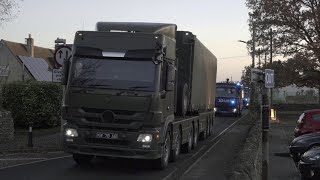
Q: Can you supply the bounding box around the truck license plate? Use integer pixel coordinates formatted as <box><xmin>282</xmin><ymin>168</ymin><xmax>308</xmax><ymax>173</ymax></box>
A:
<box><xmin>96</xmin><ymin>132</ymin><xmax>118</xmax><ymax>139</ymax></box>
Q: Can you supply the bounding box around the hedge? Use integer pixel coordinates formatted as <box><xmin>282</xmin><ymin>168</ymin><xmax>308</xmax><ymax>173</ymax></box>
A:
<box><xmin>2</xmin><ymin>81</ymin><xmax>62</xmax><ymax>128</ymax></box>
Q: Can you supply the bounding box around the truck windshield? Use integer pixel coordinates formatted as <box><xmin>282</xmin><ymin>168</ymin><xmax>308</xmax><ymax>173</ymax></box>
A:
<box><xmin>216</xmin><ymin>87</ymin><xmax>237</xmax><ymax>97</ymax></box>
<box><xmin>71</xmin><ymin>57</ymin><xmax>155</xmax><ymax>91</ymax></box>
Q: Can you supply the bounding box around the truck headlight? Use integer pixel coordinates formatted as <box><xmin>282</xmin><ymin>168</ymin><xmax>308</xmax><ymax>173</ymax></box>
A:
<box><xmin>137</xmin><ymin>134</ymin><xmax>153</xmax><ymax>142</ymax></box>
<box><xmin>65</xmin><ymin>128</ymin><xmax>78</xmax><ymax>137</ymax></box>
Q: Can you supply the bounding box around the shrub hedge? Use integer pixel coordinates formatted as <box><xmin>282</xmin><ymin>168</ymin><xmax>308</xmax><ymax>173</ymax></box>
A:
<box><xmin>2</xmin><ymin>81</ymin><xmax>62</xmax><ymax>128</ymax></box>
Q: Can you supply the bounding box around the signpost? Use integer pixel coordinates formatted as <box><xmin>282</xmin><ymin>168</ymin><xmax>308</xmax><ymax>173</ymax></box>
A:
<box><xmin>52</xmin><ymin>69</ymin><xmax>62</xmax><ymax>83</ymax></box>
<box><xmin>265</xmin><ymin>69</ymin><xmax>274</xmax><ymax>88</ymax></box>
<box><xmin>54</xmin><ymin>46</ymin><xmax>72</xmax><ymax>67</ymax></box>
<box><xmin>0</xmin><ymin>66</ymin><xmax>9</xmax><ymax>77</ymax></box>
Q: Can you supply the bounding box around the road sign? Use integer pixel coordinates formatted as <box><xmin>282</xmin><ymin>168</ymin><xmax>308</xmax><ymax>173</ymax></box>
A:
<box><xmin>52</xmin><ymin>68</ymin><xmax>62</xmax><ymax>83</ymax></box>
<box><xmin>0</xmin><ymin>66</ymin><xmax>9</xmax><ymax>77</ymax></box>
<box><xmin>251</xmin><ymin>68</ymin><xmax>264</xmax><ymax>83</ymax></box>
<box><xmin>265</xmin><ymin>69</ymin><xmax>274</xmax><ymax>88</ymax></box>
<box><xmin>54</xmin><ymin>46</ymin><xmax>72</xmax><ymax>67</ymax></box>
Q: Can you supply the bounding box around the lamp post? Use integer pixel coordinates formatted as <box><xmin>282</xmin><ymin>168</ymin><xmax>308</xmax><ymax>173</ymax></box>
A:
<box><xmin>238</xmin><ymin>40</ymin><xmax>255</xmax><ymax>68</ymax></box>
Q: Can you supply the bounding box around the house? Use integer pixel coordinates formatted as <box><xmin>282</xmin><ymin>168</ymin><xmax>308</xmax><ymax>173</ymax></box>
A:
<box><xmin>273</xmin><ymin>85</ymin><xmax>319</xmax><ymax>104</ymax></box>
<box><xmin>0</xmin><ymin>34</ymin><xmax>56</xmax><ymax>83</ymax></box>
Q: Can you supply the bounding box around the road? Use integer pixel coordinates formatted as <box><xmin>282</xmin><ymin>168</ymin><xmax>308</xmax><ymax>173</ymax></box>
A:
<box><xmin>0</xmin><ymin>111</ymin><xmax>250</xmax><ymax>180</ymax></box>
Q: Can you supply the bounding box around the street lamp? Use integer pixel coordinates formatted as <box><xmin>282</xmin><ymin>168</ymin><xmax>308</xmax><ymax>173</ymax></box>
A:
<box><xmin>238</xmin><ymin>40</ymin><xmax>255</xmax><ymax>68</ymax></box>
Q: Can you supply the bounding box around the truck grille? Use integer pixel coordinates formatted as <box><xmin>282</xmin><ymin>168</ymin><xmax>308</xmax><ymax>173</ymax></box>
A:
<box><xmin>85</xmin><ymin>138</ymin><xmax>129</xmax><ymax>146</ymax></box>
<box><xmin>82</xmin><ymin>108</ymin><xmax>136</xmax><ymax>116</ymax></box>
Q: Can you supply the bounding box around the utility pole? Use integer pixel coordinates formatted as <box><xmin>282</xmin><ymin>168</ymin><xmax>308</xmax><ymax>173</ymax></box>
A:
<box><xmin>270</xmin><ymin>29</ymin><xmax>274</xmax><ymax>109</ymax></box>
<box><xmin>252</xmin><ymin>24</ymin><xmax>256</xmax><ymax>68</ymax></box>
<box><xmin>262</xmin><ymin>87</ymin><xmax>270</xmax><ymax>180</ymax></box>
<box><xmin>265</xmin><ymin>52</ymin><xmax>267</xmax><ymax>68</ymax></box>
<box><xmin>258</xmin><ymin>48</ymin><xmax>261</xmax><ymax>69</ymax></box>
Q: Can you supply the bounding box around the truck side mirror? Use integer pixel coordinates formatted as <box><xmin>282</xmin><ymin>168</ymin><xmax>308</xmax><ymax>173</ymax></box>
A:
<box><xmin>166</xmin><ymin>64</ymin><xmax>176</xmax><ymax>92</ymax></box>
<box><xmin>61</xmin><ymin>58</ymin><xmax>70</xmax><ymax>85</ymax></box>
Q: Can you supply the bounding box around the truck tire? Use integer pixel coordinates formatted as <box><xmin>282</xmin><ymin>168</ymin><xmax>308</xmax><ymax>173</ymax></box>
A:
<box><xmin>170</xmin><ymin>128</ymin><xmax>181</xmax><ymax>162</ymax></box>
<box><xmin>192</xmin><ymin>124</ymin><xmax>198</xmax><ymax>149</ymax></box>
<box><xmin>154</xmin><ymin>130</ymin><xmax>171</xmax><ymax>170</ymax></box>
<box><xmin>208</xmin><ymin>119</ymin><xmax>213</xmax><ymax>136</ymax></box>
<box><xmin>182</xmin><ymin>127</ymin><xmax>193</xmax><ymax>153</ymax></box>
<box><xmin>200</xmin><ymin>122</ymin><xmax>208</xmax><ymax>140</ymax></box>
<box><xmin>181</xmin><ymin>84</ymin><xmax>189</xmax><ymax>117</ymax></box>
<box><xmin>73</xmin><ymin>154</ymin><xmax>93</xmax><ymax>166</ymax></box>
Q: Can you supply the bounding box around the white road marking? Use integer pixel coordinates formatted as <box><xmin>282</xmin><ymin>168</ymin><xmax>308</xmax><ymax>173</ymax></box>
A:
<box><xmin>183</xmin><ymin>139</ymin><xmax>222</xmax><ymax>175</ymax></box>
<box><xmin>0</xmin><ymin>155</ymin><xmax>72</xmax><ymax>170</ymax></box>
<box><xmin>0</xmin><ymin>158</ymin><xmax>47</xmax><ymax>161</ymax></box>
<box><xmin>210</xmin><ymin>114</ymin><xmax>247</xmax><ymax>142</ymax></box>
<box><xmin>162</xmin><ymin>168</ymin><xmax>177</xmax><ymax>180</ymax></box>
<box><xmin>191</xmin><ymin>146</ymin><xmax>206</xmax><ymax>158</ymax></box>
<box><xmin>163</xmin><ymin>113</ymin><xmax>248</xmax><ymax>180</ymax></box>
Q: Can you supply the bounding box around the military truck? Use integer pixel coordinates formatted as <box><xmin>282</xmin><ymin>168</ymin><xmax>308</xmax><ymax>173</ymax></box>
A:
<box><xmin>61</xmin><ymin>22</ymin><xmax>217</xmax><ymax>169</ymax></box>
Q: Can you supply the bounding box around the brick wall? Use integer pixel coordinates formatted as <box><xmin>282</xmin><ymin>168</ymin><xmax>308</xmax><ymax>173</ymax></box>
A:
<box><xmin>0</xmin><ymin>111</ymin><xmax>14</xmax><ymax>142</ymax></box>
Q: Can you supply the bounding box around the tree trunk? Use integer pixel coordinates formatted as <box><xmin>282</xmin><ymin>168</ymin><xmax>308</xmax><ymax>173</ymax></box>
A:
<box><xmin>318</xmin><ymin>87</ymin><xmax>320</xmax><ymax>104</ymax></box>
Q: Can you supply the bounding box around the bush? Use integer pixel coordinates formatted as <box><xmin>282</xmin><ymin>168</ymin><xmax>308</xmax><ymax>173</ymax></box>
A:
<box><xmin>2</xmin><ymin>81</ymin><xmax>62</xmax><ymax>128</ymax></box>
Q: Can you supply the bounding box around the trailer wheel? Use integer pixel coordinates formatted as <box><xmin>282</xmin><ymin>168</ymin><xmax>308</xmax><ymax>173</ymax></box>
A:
<box><xmin>181</xmin><ymin>84</ymin><xmax>189</xmax><ymax>117</ymax></box>
<box><xmin>208</xmin><ymin>119</ymin><xmax>213</xmax><ymax>136</ymax></box>
<box><xmin>182</xmin><ymin>127</ymin><xmax>193</xmax><ymax>153</ymax></box>
<box><xmin>170</xmin><ymin>128</ymin><xmax>181</xmax><ymax>162</ymax></box>
<box><xmin>154</xmin><ymin>130</ymin><xmax>171</xmax><ymax>170</ymax></box>
<box><xmin>73</xmin><ymin>154</ymin><xmax>93</xmax><ymax>166</ymax></box>
<box><xmin>200</xmin><ymin>122</ymin><xmax>208</xmax><ymax>140</ymax></box>
<box><xmin>192</xmin><ymin>124</ymin><xmax>198</xmax><ymax>149</ymax></box>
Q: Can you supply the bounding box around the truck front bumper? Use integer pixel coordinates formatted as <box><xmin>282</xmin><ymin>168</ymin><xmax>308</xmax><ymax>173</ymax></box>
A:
<box><xmin>64</xmin><ymin>144</ymin><xmax>161</xmax><ymax>159</ymax></box>
<box><xmin>214</xmin><ymin>107</ymin><xmax>238</xmax><ymax>114</ymax></box>
<box><xmin>62</xmin><ymin>125</ymin><xmax>162</xmax><ymax>160</ymax></box>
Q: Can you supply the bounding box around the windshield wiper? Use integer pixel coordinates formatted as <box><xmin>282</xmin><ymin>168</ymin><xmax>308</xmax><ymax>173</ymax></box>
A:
<box><xmin>116</xmin><ymin>86</ymin><xmax>151</xmax><ymax>96</ymax></box>
<box><xmin>70</xmin><ymin>84</ymin><xmax>112</xmax><ymax>93</ymax></box>
<box><xmin>128</xmin><ymin>86</ymin><xmax>150</xmax><ymax>89</ymax></box>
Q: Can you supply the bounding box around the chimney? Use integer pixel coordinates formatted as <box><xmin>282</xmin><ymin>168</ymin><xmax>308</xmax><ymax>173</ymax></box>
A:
<box><xmin>26</xmin><ymin>34</ymin><xmax>34</xmax><ymax>57</ymax></box>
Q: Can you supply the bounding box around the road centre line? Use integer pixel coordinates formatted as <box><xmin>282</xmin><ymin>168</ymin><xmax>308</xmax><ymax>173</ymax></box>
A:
<box><xmin>0</xmin><ymin>155</ymin><xmax>72</xmax><ymax>170</ymax></box>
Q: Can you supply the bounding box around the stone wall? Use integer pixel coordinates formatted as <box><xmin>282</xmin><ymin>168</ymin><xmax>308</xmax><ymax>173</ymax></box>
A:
<box><xmin>0</xmin><ymin>111</ymin><xmax>14</xmax><ymax>142</ymax></box>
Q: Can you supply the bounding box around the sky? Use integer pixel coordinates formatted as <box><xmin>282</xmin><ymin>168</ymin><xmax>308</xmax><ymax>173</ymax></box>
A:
<box><xmin>0</xmin><ymin>0</ymin><xmax>252</xmax><ymax>82</ymax></box>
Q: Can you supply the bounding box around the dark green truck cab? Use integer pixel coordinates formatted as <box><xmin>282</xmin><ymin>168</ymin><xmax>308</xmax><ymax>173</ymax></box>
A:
<box><xmin>61</xmin><ymin>22</ymin><xmax>217</xmax><ymax>169</ymax></box>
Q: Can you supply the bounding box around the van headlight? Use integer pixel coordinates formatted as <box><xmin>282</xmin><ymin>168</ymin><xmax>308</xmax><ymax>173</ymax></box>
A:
<box><xmin>137</xmin><ymin>134</ymin><xmax>153</xmax><ymax>142</ymax></box>
<box><xmin>65</xmin><ymin>128</ymin><xmax>78</xmax><ymax>137</ymax></box>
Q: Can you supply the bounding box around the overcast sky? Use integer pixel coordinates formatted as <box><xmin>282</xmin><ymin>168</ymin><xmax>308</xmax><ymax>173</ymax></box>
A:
<box><xmin>0</xmin><ymin>0</ymin><xmax>251</xmax><ymax>82</ymax></box>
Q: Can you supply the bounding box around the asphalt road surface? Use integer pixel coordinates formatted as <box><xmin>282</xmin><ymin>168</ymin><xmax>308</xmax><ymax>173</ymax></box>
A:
<box><xmin>0</xmin><ymin>110</ymin><xmax>250</xmax><ymax>180</ymax></box>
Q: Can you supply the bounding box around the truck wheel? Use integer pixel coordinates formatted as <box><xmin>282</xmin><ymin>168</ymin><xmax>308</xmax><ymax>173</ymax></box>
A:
<box><xmin>200</xmin><ymin>122</ymin><xmax>208</xmax><ymax>140</ymax></box>
<box><xmin>208</xmin><ymin>119</ymin><xmax>213</xmax><ymax>136</ymax></box>
<box><xmin>181</xmin><ymin>84</ymin><xmax>189</xmax><ymax>117</ymax></box>
<box><xmin>206</xmin><ymin>120</ymin><xmax>210</xmax><ymax>137</ymax></box>
<box><xmin>154</xmin><ymin>130</ymin><xmax>171</xmax><ymax>170</ymax></box>
<box><xmin>170</xmin><ymin>129</ymin><xmax>181</xmax><ymax>162</ymax></box>
<box><xmin>182</xmin><ymin>127</ymin><xmax>193</xmax><ymax>153</ymax></box>
<box><xmin>192</xmin><ymin>124</ymin><xmax>198</xmax><ymax>149</ymax></box>
<box><xmin>73</xmin><ymin>154</ymin><xmax>93</xmax><ymax>166</ymax></box>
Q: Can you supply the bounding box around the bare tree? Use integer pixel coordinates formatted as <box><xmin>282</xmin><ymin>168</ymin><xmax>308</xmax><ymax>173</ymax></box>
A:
<box><xmin>0</xmin><ymin>0</ymin><xmax>21</xmax><ymax>25</ymax></box>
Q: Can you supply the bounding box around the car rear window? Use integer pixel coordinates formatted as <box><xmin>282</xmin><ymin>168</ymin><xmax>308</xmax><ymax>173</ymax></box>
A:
<box><xmin>312</xmin><ymin>113</ymin><xmax>320</xmax><ymax>121</ymax></box>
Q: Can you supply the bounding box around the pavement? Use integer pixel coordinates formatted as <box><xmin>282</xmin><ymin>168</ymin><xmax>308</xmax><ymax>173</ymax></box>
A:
<box><xmin>0</xmin><ymin>110</ymin><xmax>253</xmax><ymax>180</ymax></box>
<box><xmin>0</xmin><ymin>127</ymin><xmax>62</xmax><ymax>154</ymax></box>
<box><xmin>269</xmin><ymin>112</ymin><xmax>301</xmax><ymax>180</ymax></box>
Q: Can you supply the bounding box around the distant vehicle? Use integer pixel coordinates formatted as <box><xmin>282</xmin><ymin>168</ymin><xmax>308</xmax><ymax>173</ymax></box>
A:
<box><xmin>289</xmin><ymin>132</ymin><xmax>320</xmax><ymax>163</ymax></box>
<box><xmin>294</xmin><ymin>109</ymin><xmax>320</xmax><ymax>137</ymax></box>
<box><xmin>214</xmin><ymin>81</ymin><xmax>243</xmax><ymax>116</ymax></box>
<box><xmin>242</xmin><ymin>87</ymin><xmax>249</xmax><ymax>108</ymax></box>
<box><xmin>298</xmin><ymin>147</ymin><xmax>320</xmax><ymax>180</ymax></box>
<box><xmin>61</xmin><ymin>22</ymin><xmax>217</xmax><ymax>169</ymax></box>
